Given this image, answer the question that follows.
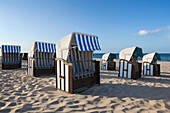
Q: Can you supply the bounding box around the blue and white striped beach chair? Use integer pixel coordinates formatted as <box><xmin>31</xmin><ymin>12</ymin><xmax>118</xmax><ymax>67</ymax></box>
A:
<box><xmin>0</xmin><ymin>45</ymin><xmax>21</xmax><ymax>69</ymax></box>
<box><xmin>27</xmin><ymin>41</ymin><xmax>56</xmax><ymax>77</ymax></box>
<box><xmin>55</xmin><ymin>32</ymin><xmax>101</xmax><ymax>93</ymax></box>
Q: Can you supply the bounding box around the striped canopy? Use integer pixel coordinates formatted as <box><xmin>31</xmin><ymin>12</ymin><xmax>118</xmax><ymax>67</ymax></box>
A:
<box><xmin>57</xmin><ymin>32</ymin><xmax>101</xmax><ymax>60</ymax></box>
<box><xmin>2</xmin><ymin>45</ymin><xmax>21</xmax><ymax>53</ymax></box>
<box><xmin>35</xmin><ymin>42</ymin><xmax>56</xmax><ymax>53</ymax></box>
<box><xmin>74</xmin><ymin>33</ymin><xmax>101</xmax><ymax>51</ymax></box>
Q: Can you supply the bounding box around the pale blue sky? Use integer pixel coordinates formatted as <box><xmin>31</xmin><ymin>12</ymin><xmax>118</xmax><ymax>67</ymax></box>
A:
<box><xmin>0</xmin><ymin>0</ymin><xmax>170</xmax><ymax>53</ymax></box>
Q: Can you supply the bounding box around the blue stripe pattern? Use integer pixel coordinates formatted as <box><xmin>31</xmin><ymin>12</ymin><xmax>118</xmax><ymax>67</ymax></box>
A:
<box><xmin>74</xmin><ymin>33</ymin><xmax>101</xmax><ymax>51</ymax></box>
<box><xmin>69</xmin><ymin>50</ymin><xmax>94</xmax><ymax>77</ymax></box>
<box><xmin>2</xmin><ymin>45</ymin><xmax>21</xmax><ymax>53</ymax></box>
<box><xmin>35</xmin><ymin>42</ymin><xmax>56</xmax><ymax>53</ymax></box>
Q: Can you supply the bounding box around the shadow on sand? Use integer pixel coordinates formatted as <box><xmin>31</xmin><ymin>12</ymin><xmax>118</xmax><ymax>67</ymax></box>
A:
<box><xmin>81</xmin><ymin>82</ymin><xmax>170</xmax><ymax>100</ymax></box>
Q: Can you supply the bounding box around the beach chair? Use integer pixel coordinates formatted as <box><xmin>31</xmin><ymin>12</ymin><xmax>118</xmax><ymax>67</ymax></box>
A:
<box><xmin>143</xmin><ymin>53</ymin><xmax>161</xmax><ymax>76</ymax></box>
<box><xmin>55</xmin><ymin>32</ymin><xmax>101</xmax><ymax>93</ymax></box>
<box><xmin>0</xmin><ymin>45</ymin><xmax>21</xmax><ymax>69</ymax></box>
<box><xmin>101</xmin><ymin>53</ymin><xmax>116</xmax><ymax>70</ymax></box>
<box><xmin>27</xmin><ymin>41</ymin><xmax>56</xmax><ymax>77</ymax></box>
<box><xmin>118</xmin><ymin>47</ymin><xmax>143</xmax><ymax>79</ymax></box>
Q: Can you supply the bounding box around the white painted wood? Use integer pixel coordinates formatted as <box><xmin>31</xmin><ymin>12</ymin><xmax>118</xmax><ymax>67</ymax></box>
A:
<box><xmin>150</xmin><ymin>65</ymin><xmax>153</xmax><ymax>76</ymax></box>
<box><xmin>57</xmin><ymin>60</ymin><xmax>60</xmax><ymax>89</ymax></box>
<box><xmin>147</xmin><ymin>63</ymin><xmax>150</xmax><ymax>75</ymax></box>
<box><xmin>105</xmin><ymin>62</ymin><xmax>108</xmax><ymax>70</ymax></box>
<box><xmin>102</xmin><ymin>61</ymin><xmax>107</xmax><ymax>70</ymax></box>
<box><xmin>119</xmin><ymin>61</ymin><xmax>123</xmax><ymax>77</ymax></box>
<box><xmin>28</xmin><ymin>58</ymin><xmax>33</xmax><ymax>75</ymax></box>
<box><xmin>143</xmin><ymin>63</ymin><xmax>146</xmax><ymax>75</ymax></box>
<box><xmin>147</xmin><ymin>64</ymin><xmax>150</xmax><ymax>69</ymax></box>
<box><xmin>61</xmin><ymin>77</ymin><xmax>64</xmax><ymax>90</ymax></box>
<box><xmin>31</xmin><ymin>59</ymin><xmax>34</xmax><ymax>75</ymax></box>
<box><xmin>65</xmin><ymin>65</ymin><xmax>69</xmax><ymax>92</ymax></box>
<box><xmin>128</xmin><ymin>64</ymin><xmax>132</xmax><ymax>78</ymax></box>
<box><xmin>124</xmin><ymin>71</ymin><xmax>127</xmax><ymax>78</ymax></box>
<box><xmin>61</xmin><ymin>61</ymin><xmax>64</xmax><ymax>90</ymax></box>
<box><xmin>124</xmin><ymin>62</ymin><xmax>127</xmax><ymax>69</ymax></box>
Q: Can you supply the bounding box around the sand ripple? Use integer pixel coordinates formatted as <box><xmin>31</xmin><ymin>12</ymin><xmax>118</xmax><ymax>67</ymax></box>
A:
<box><xmin>0</xmin><ymin>60</ymin><xmax>170</xmax><ymax>113</ymax></box>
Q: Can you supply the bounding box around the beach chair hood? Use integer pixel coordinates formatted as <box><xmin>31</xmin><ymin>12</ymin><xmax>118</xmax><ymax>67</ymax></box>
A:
<box><xmin>102</xmin><ymin>53</ymin><xmax>116</xmax><ymax>61</ymax></box>
<box><xmin>1</xmin><ymin>45</ymin><xmax>21</xmax><ymax>53</ymax></box>
<box><xmin>56</xmin><ymin>32</ymin><xmax>101</xmax><ymax>60</ymax></box>
<box><xmin>0</xmin><ymin>45</ymin><xmax>21</xmax><ymax>56</ymax></box>
<box><xmin>119</xmin><ymin>46</ymin><xmax>143</xmax><ymax>61</ymax></box>
<box><xmin>143</xmin><ymin>52</ymin><xmax>161</xmax><ymax>63</ymax></box>
<box><xmin>28</xmin><ymin>41</ymin><xmax>56</xmax><ymax>57</ymax></box>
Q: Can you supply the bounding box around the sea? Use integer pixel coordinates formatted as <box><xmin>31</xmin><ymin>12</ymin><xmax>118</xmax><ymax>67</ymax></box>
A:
<box><xmin>93</xmin><ymin>53</ymin><xmax>170</xmax><ymax>61</ymax></box>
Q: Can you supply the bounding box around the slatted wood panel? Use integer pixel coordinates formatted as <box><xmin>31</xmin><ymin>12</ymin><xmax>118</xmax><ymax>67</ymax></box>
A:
<box><xmin>2</xmin><ymin>53</ymin><xmax>20</xmax><ymax>64</ymax></box>
<box><xmin>101</xmin><ymin>61</ymin><xmax>108</xmax><ymax>70</ymax></box>
<box><xmin>143</xmin><ymin>62</ymin><xmax>153</xmax><ymax>76</ymax></box>
<box><xmin>34</xmin><ymin>50</ymin><xmax>55</xmax><ymax>68</ymax></box>
<box><xmin>119</xmin><ymin>59</ymin><xmax>132</xmax><ymax>79</ymax></box>
<box><xmin>56</xmin><ymin>60</ymin><xmax>70</xmax><ymax>92</ymax></box>
<box><xmin>28</xmin><ymin>58</ymin><xmax>34</xmax><ymax>76</ymax></box>
<box><xmin>67</xmin><ymin>48</ymin><xmax>94</xmax><ymax>79</ymax></box>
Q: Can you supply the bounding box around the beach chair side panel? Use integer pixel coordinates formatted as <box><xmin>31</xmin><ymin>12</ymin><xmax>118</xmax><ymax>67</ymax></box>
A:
<box><xmin>153</xmin><ymin>64</ymin><xmax>160</xmax><ymax>76</ymax></box>
<box><xmin>56</xmin><ymin>59</ymin><xmax>73</xmax><ymax>93</ymax></box>
<box><xmin>119</xmin><ymin>59</ymin><xmax>132</xmax><ymax>78</ymax></box>
<box><xmin>27</xmin><ymin>58</ymin><xmax>34</xmax><ymax>76</ymax></box>
<box><xmin>101</xmin><ymin>60</ymin><xmax>108</xmax><ymax>70</ymax></box>
<box><xmin>143</xmin><ymin>62</ymin><xmax>153</xmax><ymax>76</ymax></box>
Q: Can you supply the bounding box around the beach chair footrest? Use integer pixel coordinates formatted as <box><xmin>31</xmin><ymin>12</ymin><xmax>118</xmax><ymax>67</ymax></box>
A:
<box><xmin>2</xmin><ymin>63</ymin><xmax>21</xmax><ymax>69</ymax></box>
<box><xmin>34</xmin><ymin>67</ymin><xmax>55</xmax><ymax>77</ymax></box>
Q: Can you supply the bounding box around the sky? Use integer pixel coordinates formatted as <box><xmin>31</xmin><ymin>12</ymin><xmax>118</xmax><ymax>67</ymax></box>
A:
<box><xmin>0</xmin><ymin>0</ymin><xmax>170</xmax><ymax>53</ymax></box>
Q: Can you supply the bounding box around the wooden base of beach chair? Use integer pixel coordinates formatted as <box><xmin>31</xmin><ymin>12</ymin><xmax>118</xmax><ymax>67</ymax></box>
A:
<box><xmin>34</xmin><ymin>68</ymin><xmax>55</xmax><ymax>77</ymax></box>
<box><xmin>107</xmin><ymin>61</ymin><xmax>116</xmax><ymax>70</ymax></box>
<box><xmin>2</xmin><ymin>62</ymin><xmax>21</xmax><ymax>69</ymax></box>
<box><xmin>118</xmin><ymin>59</ymin><xmax>142</xmax><ymax>79</ymax></box>
<box><xmin>101</xmin><ymin>61</ymin><xmax>116</xmax><ymax>70</ymax></box>
<box><xmin>143</xmin><ymin>63</ymin><xmax>160</xmax><ymax>76</ymax></box>
<box><xmin>55</xmin><ymin>58</ymin><xmax>100</xmax><ymax>94</ymax></box>
<box><xmin>27</xmin><ymin>58</ymin><xmax>55</xmax><ymax>77</ymax></box>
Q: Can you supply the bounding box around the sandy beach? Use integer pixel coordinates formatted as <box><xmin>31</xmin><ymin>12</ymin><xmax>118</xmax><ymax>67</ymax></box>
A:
<box><xmin>0</xmin><ymin>59</ymin><xmax>170</xmax><ymax>113</ymax></box>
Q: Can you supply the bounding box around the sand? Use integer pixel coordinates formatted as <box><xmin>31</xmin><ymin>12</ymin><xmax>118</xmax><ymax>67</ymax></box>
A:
<box><xmin>0</xmin><ymin>60</ymin><xmax>170</xmax><ymax>113</ymax></box>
